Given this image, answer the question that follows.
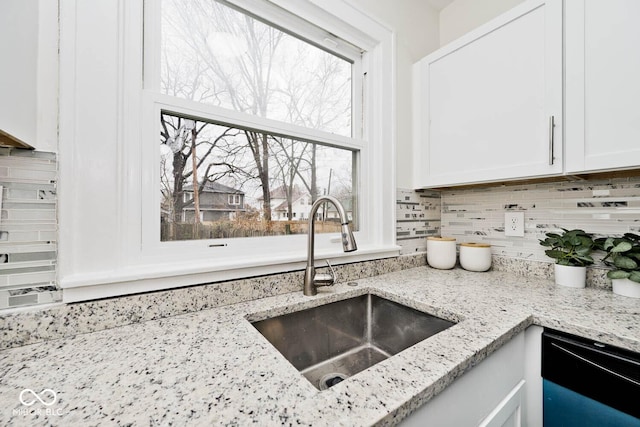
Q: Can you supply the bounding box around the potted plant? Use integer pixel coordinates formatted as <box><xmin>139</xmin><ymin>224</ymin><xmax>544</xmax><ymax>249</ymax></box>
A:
<box><xmin>595</xmin><ymin>233</ymin><xmax>640</xmax><ymax>298</ymax></box>
<box><xmin>539</xmin><ymin>229</ymin><xmax>594</xmax><ymax>288</ymax></box>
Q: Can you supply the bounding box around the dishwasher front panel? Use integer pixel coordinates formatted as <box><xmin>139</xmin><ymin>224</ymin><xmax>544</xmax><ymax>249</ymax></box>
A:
<box><xmin>542</xmin><ymin>329</ymin><xmax>640</xmax><ymax>427</ymax></box>
<box><xmin>543</xmin><ymin>379</ymin><xmax>639</xmax><ymax>427</ymax></box>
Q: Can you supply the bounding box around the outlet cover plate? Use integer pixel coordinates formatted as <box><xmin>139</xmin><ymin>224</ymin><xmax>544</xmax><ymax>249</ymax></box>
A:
<box><xmin>505</xmin><ymin>212</ymin><xmax>525</xmax><ymax>237</ymax></box>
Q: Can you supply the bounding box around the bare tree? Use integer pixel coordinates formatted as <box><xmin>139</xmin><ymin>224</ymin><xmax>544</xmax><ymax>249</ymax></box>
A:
<box><xmin>159</xmin><ymin>0</ymin><xmax>353</xmax><ymax>233</ymax></box>
<box><xmin>271</xmin><ymin>46</ymin><xmax>351</xmax><ymax>207</ymax></box>
<box><xmin>280</xmin><ymin>47</ymin><xmax>352</xmax><ymax>134</ymax></box>
<box><xmin>163</xmin><ymin>0</ymin><xmax>286</xmax><ymax>224</ymax></box>
<box><xmin>160</xmin><ymin>114</ymin><xmax>242</xmax><ymax>231</ymax></box>
<box><xmin>272</xmin><ymin>137</ymin><xmax>311</xmax><ymax>220</ymax></box>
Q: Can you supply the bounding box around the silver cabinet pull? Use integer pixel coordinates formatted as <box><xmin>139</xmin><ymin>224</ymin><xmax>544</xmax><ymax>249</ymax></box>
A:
<box><xmin>549</xmin><ymin>116</ymin><xmax>555</xmax><ymax>165</ymax></box>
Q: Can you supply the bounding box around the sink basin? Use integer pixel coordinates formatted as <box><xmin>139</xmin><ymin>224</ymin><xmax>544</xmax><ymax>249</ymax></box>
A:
<box><xmin>252</xmin><ymin>293</ymin><xmax>456</xmax><ymax>390</ymax></box>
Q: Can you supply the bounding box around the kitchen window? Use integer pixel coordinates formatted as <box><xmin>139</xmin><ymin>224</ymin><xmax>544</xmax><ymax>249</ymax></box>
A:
<box><xmin>145</xmin><ymin>0</ymin><xmax>364</xmax><ymax>248</ymax></box>
<box><xmin>58</xmin><ymin>0</ymin><xmax>396</xmax><ymax>301</ymax></box>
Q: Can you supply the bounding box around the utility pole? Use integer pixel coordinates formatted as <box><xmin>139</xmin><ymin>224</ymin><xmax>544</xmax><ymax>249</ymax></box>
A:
<box><xmin>186</xmin><ymin>120</ymin><xmax>201</xmax><ymax>226</ymax></box>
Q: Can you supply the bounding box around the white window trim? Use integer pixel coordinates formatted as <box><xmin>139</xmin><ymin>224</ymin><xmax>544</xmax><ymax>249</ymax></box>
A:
<box><xmin>58</xmin><ymin>0</ymin><xmax>398</xmax><ymax>303</ymax></box>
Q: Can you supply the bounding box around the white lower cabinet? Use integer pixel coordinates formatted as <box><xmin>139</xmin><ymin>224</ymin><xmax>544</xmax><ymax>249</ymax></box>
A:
<box><xmin>401</xmin><ymin>326</ymin><xmax>543</xmax><ymax>427</ymax></box>
<box><xmin>478</xmin><ymin>380</ymin><xmax>525</xmax><ymax>427</ymax></box>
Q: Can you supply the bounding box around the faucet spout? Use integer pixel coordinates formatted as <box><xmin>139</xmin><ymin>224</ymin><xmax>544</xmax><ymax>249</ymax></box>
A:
<box><xmin>304</xmin><ymin>195</ymin><xmax>357</xmax><ymax>296</ymax></box>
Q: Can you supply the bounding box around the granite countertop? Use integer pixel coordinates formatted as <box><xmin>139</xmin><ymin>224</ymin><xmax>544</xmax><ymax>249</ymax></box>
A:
<box><xmin>1</xmin><ymin>266</ymin><xmax>638</xmax><ymax>426</ymax></box>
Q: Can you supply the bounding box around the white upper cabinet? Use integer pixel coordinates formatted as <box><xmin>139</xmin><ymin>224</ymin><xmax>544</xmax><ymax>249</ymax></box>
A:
<box><xmin>565</xmin><ymin>0</ymin><xmax>640</xmax><ymax>173</ymax></box>
<box><xmin>413</xmin><ymin>0</ymin><xmax>562</xmax><ymax>188</ymax></box>
<box><xmin>0</xmin><ymin>0</ymin><xmax>58</xmax><ymax>152</ymax></box>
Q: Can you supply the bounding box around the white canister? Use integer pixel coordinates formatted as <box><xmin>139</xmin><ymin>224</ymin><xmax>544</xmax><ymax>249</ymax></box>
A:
<box><xmin>459</xmin><ymin>243</ymin><xmax>492</xmax><ymax>272</ymax></box>
<box><xmin>427</xmin><ymin>237</ymin><xmax>457</xmax><ymax>269</ymax></box>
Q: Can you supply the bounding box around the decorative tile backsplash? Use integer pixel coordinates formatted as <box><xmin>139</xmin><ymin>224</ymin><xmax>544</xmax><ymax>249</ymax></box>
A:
<box><xmin>396</xmin><ymin>188</ymin><xmax>441</xmax><ymax>254</ymax></box>
<box><xmin>440</xmin><ymin>177</ymin><xmax>640</xmax><ymax>262</ymax></box>
<box><xmin>0</xmin><ymin>149</ymin><xmax>60</xmax><ymax>309</ymax></box>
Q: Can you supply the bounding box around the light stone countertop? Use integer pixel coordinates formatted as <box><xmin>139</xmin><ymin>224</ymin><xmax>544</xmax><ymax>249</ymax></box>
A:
<box><xmin>1</xmin><ymin>266</ymin><xmax>638</xmax><ymax>426</ymax></box>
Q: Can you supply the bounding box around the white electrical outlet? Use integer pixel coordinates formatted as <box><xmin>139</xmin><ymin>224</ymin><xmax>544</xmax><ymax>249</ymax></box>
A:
<box><xmin>505</xmin><ymin>212</ymin><xmax>525</xmax><ymax>237</ymax></box>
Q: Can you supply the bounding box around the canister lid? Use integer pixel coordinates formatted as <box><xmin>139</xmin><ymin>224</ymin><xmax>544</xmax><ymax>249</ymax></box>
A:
<box><xmin>427</xmin><ymin>237</ymin><xmax>456</xmax><ymax>241</ymax></box>
<box><xmin>460</xmin><ymin>242</ymin><xmax>491</xmax><ymax>248</ymax></box>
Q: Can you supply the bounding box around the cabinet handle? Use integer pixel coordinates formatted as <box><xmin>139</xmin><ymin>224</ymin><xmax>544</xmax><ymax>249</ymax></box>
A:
<box><xmin>548</xmin><ymin>116</ymin><xmax>555</xmax><ymax>165</ymax></box>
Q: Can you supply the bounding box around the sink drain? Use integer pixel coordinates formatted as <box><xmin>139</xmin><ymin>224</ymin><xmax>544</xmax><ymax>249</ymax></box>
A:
<box><xmin>319</xmin><ymin>373</ymin><xmax>348</xmax><ymax>390</ymax></box>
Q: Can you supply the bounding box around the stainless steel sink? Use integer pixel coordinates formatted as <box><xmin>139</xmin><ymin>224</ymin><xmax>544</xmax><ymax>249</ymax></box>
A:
<box><xmin>252</xmin><ymin>293</ymin><xmax>456</xmax><ymax>390</ymax></box>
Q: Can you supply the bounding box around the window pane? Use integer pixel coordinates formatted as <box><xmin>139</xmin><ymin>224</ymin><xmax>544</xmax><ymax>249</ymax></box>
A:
<box><xmin>160</xmin><ymin>111</ymin><xmax>357</xmax><ymax>241</ymax></box>
<box><xmin>160</xmin><ymin>0</ymin><xmax>353</xmax><ymax>137</ymax></box>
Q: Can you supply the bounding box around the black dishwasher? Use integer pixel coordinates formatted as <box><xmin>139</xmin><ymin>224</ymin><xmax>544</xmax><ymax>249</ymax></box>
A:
<box><xmin>542</xmin><ymin>329</ymin><xmax>640</xmax><ymax>427</ymax></box>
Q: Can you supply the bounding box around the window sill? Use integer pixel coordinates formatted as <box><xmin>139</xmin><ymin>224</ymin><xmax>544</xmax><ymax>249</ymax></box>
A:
<box><xmin>59</xmin><ymin>245</ymin><xmax>401</xmax><ymax>303</ymax></box>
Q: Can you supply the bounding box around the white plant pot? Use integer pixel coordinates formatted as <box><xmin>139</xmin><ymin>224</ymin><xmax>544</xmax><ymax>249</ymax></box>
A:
<box><xmin>612</xmin><ymin>278</ymin><xmax>640</xmax><ymax>298</ymax></box>
<box><xmin>554</xmin><ymin>264</ymin><xmax>587</xmax><ymax>288</ymax></box>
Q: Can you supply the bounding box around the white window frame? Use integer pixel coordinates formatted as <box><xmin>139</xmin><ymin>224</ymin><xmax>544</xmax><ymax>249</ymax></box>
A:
<box><xmin>58</xmin><ymin>0</ymin><xmax>398</xmax><ymax>302</ymax></box>
<box><xmin>228</xmin><ymin>194</ymin><xmax>241</xmax><ymax>206</ymax></box>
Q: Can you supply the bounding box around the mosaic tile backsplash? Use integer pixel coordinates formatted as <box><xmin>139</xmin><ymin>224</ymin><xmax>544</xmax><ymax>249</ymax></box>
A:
<box><xmin>396</xmin><ymin>188</ymin><xmax>441</xmax><ymax>254</ymax></box>
<box><xmin>0</xmin><ymin>149</ymin><xmax>60</xmax><ymax>309</ymax></box>
<box><xmin>440</xmin><ymin>176</ymin><xmax>640</xmax><ymax>263</ymax></box>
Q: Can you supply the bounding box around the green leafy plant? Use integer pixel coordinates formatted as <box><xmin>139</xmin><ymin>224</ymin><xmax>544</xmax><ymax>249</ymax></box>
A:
<box><xmin>539</xmin><ymin>229</ymin><xmax>595</xmax><ymax>267</ymax></box>
<box><xmin>594</xmin><ymin>233</ymin><xmax>640</xmax><ymax>283</ymax></box>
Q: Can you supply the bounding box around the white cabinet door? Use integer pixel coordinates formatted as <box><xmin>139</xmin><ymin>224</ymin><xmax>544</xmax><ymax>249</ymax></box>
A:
<box><xmin>479</xmin><ymin>380</ymin><xmax>525</xmax><ymax>427</ymax></box>
<box><xmin>565</xmin><ymin>0</ymin><xmax>640</xmax><ymax>173</ymax></box>
<box><xmin>413</xmin><ymin>0</ymin><xmax>562</xmax><ymax>188</ymax></box>
<box><xmin>401</xmin><ymin>332</ymin><xmax>525</xmax><ymax>426</ymax></box>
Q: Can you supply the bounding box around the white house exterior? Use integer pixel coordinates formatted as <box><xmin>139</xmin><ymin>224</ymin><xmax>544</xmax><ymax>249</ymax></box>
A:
<box><xmin>268</xmin><ymin>186</ymin><xmax>319</xmax><ymax>221</ymax></box>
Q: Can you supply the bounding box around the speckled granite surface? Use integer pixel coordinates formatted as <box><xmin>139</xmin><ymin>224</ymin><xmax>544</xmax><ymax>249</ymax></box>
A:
<box><xmin>1</xmin><ymin>266</ymin><xmax>638</xmax><ymax>426</ymax></box>
<box><xmin>0</xmin><ymin>254</ymin><xmax>426</xmax><ymax>350</ymax></box>
<box><xmin>491</xmin><ymin>256</ymin><xmax>610</xmax><ymax>289</ymax></box>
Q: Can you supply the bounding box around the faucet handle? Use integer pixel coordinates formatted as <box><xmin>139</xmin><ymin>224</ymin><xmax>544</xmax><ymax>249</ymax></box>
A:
<box><xmin>314</xmin><ymin>260</ymin><xmax>337</xmax><ymax>287</ymax></box>
<box><xmin>325</xmin><ymin>259</ymin><xmax>337</xmax><ymax>283</ymax></box>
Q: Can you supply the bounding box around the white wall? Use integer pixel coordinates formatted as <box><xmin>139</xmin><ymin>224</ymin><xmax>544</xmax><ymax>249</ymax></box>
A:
<box><xmin>0</xmin><ymin>0</ymin><xmax>58</xmax><ymax>152</ymax></box>
<box><xmin>348</xmin><ymin>0</ymin><xmax>440</xmax><ymax>189</ymax></box>
<box><xmin>440</xmin><ymin>0</ymin><xmax>525</xmax><ymax>45</ymax></box>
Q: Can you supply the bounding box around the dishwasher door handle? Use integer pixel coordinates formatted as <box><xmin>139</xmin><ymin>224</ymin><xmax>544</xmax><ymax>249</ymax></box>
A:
<box><xmin>551</xmin><ymin>342</ymin><xmax>640</xmax><ymax>387</ymax></box>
